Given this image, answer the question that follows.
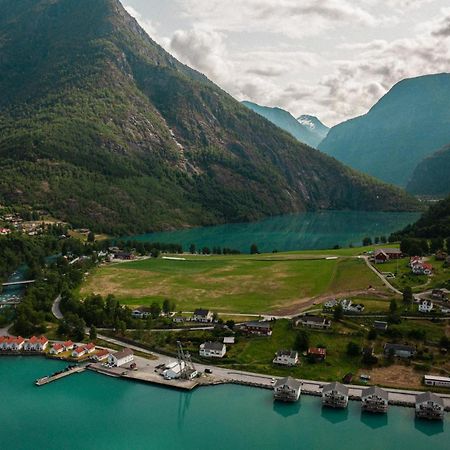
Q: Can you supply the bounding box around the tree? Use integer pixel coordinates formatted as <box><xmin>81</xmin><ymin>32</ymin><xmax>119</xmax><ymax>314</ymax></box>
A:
<box><xmin>374</xmin><ymin>236</ymin><xmax>380</xmax><ymax>244</ymax></box>
<box><xmin>439</xmin><ymin>336</ymin><xmax>450</xmax><ymax>350</ymax></box>
<box><xmin>362</xmin><ymin>237</ymin><xmax>372</xmax><ymax>246</ymax></box>
<box><xmin>150</xmin><ymin>302</ymin><xmax>161</xmax><ymax>319</ymax></box>
<box><xmin>150</xmin><ymin>248</ymin><xmax>160</xmax><ymax>258</ymax></box>
<box><xmin>294</xmin><ymin>330</ymin><xmax>310</xmax><ymax>352</ymax></box>
<box><xmin>89</xmin><ymin>325</ymin><xmax>97</xmax><ymax>341</ymax></box>
<box><xmin>87</xmin><ymin>231</ymin><xmax>95</xmax><ymax>243</ymax></box>
<box><xmin>346</xmin><ymin>341</ymin><xmax>360</xmax><ymax>356</ymax></box>
<box><xmin>380</xmin><ymin>236</ymin><xmax>387</xmax><ymax>244</ymax></box>
<box><xmin>402</xmin><ymin>287</ymin><xmax>413</xmax><ymax>306</ymax></box>
<box><xmin>250</xmin><ymin>243</ymin><xmax>259</xmax><ymax>254</ymax></box>
<box><xmin>333</xmin><ymin>304</ymin><xmax>344</xmax><ymax>320</ymax></box>
<box><xmin>225</xmin><ymin>320</ymin><xmax>235</xmax><ymax>330</ymax></box>
<box><xmin>367</xmin><ymin>329</ymin><xmax>377</xmax><ymax>340</ymax></box>
<box><xmin>117</xmin><ymin>320</ymin><xmax>126</xmax><ymax>335</ymax></box>
<box><xmin>389</xmin><ymin>299</ymin><xmax>398</xmax><ymax>314</ymax></box>
<box><xmin>189</xmin><ymin>243</ymin><xmax>196</xmax><ymax>254</ymax></box>
<box><xmin>162</xmin><ymin>299</ymin><xmax>172</xmax><ymax>315</ymax></box>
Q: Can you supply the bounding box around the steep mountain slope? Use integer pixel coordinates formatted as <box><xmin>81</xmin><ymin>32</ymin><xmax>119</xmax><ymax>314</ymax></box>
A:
<box><xmin>0</xmin><ymin>0</ymin><xmax>417</xmax><ymax>234</ymax></box>
<box><xmin>242</xmin><ymin>101</ymin><xmax>325</xmax><ymax>148</ymax></box>
<box><xmin>297</xmin><ymin>115</ymin><xmax>329</xmax><ymax>145</ymax></box>
<box><xmin>319</xmin><ymin>74</ymin><xmax>450</xmax><ymax>187</ymax></box>
<box><xmin>407</xmin><ymin>144</ymin><xmax>450</xmax><ymax>197</ymax></box>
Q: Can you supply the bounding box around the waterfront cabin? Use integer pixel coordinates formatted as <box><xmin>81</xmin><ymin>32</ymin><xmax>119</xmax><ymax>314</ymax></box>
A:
<box><xmin>238</xmin><ymin>321</ymin><xmax>273</xmax><ymax>336</ymax></box>
<box><xmin>84</xmin><ymin>343</ymin><xmax>96</xmax><ymax>354</ymax></box>
<box><xmin>273</xmin><ymin>350</ymin><xmax>299</xmax><ymax>367</ymax></box>
<box><xmin>192</xmin><ymin>309</ymin><xmax>214</xmax><ymax>323</ymax></box>
<box><xmin>0</xmin><ymin>336</ymin><xmax>6</xmax><ymax>350</ymax></box>
<box><xmin>415</xmin><ymin>392</ymin><xmax>445</xmax><ymax>420</ymax></box>
<box><xmin>24</xmin><ymin>336</ymin><xmax>48</xmax><ymax>352</ymax></box>
<box><xmin>296</xmin><ymin>315</ymin><xmax>331</xmax><ymax>330</ymax></box>
<box><xmin>424</xmin><ymin>375</ymin><xmax>450</xmax><ymax>388</ymax></box>
<box><xmin>50</xmin><ymin>343</ymin><xmax>64</xmax><ymax>355</ymax></box>
<box><xmin>322</xmin><ymin>382</ymin><xmax>349</xmax><ymax>409</ymax></box>
<box><xmin>307</xmin><ymin>347</ymin><xmax>326</xmax><ymax>361</ymax></box>
<box><xmin>108</xmin><ymin>348</ymin><xmax>134</xmax><ymax>367</ymax></box>
<box><xmin>3</xmin><ymin>336</ymin><xmax>25</xmax><ymax>351</ymax></box>
<box><xmin>418</xmin><ymin>300</ymin><xmax>433</xmax><ymax>313</ymax></box>
<box><xmin>361</xmin><ymin>386</ymin><xmax>389</xmax><ymax>413</ymax></box>
<box><xmin>63</xmin><ymin>341</ymin><xmax>74</xmax><ymax>351</ymax></box>
<box><xmin>92</xmin><ymin>349</ymin><xmax>110</xmax><ymax>362</ymax></box>
<box><xmin>199</xmin><ymin>341</ymin><xmax>226</xmax><ymax>358</ymax></box>
<box><xmin>384</xmin><ymin>343</ymin><xmax>416</xmax><ymax>358</ymax></box>
<box><xmin>72</xmin><ymin>347</ymin><xmax>86</xmax><ymax>358</ymax></box>
<box><xmin>373</xmin><ymin>321</ymin><xmax>388</xmax><ymax>332</ymax></box>
<box><xmin>273</xmin><ymin>377</ymin><xmax>302</xmax><ymax>402</ymax></box>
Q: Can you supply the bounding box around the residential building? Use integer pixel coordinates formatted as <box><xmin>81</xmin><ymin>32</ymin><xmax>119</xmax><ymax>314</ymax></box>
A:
<box><xmin>223</xmin><ymin>336</ymin><xmax>235</xmax><ymax>345</ymax></box>
<box><xmin>324</xmin><ymin>299</ymin><xmax>338</xmax><ymax>309</ymax></box>
<box><xmin>172</xmin><ymin>316</ymin><xmax>185</xmax><ymax>323</ymax></box>
<box><xmin>24</xmin><ymin>336</ymin><xmax>48</xmax><ymax>352</ymax></box>
<box><xmin>50</xmin><ymin>343</ymin><xmax>64</xmax><ymax>355</ymax></box>
<box><xmin>374</xmin><ymin>248</ymin><xmax>402</xmax><ymax>263</ymax></box>
<box><xmin>424</xmin><ymin>375</ymin><xmax>450</xmax><ymax>388</ymax></box>
<box><xmin>322</xmin><ymin>382</ymin><xmax>349</xmax><ymax>409</ymax></box>
<box><xmin>199</xmin><ymin>342</ymin><xmax>226</xmax><ymax>358</ymax></box>
<box><xmin>72</xmin><ymin>347</ymin><xmax>86</xmax><ymax>358</ymax></box>
<box><xmin>63</xmin><ymin>341</ymin><xmax>74</xmax><ymax>351</ymax></box>
<box><xmin>238</xmin><ymin>321</ymin><xmax>273</xmax><ymax>336</ymax></box>
<box><xmin>361</xmin><ymin>386</ymin><xmax>389</xmax><ymax>413</ymax></box>
<box><xmin>418</xmin><ymin>300</ymin><xmax>433</xmax><ymax>313</ymax></box>
<box><xmin>108</xmin><ymin>348</ymin><xmax>134</xmax><ymax>367</ymax></box>
<box><xmin>415</xmin><ymin>392</ymin><xmax>445</xmax><ymax>420</ymax></box>
<box><xmin>192</xmin><ymin>309</ymin><xmax>214</xmax><ymax>323</ymax></box>
<box><xmin>296</xmin><ymin>316</ymin><xmax>331</xmax><ymax>330</ymax></box>
<box><xmin>308</xmin><ymin>347</ymin><xmax>326</xmax><ymax>361</ymax></box>
<box><xmin>273</xmin><ymin>350</ymin><xmax>299</xmax><ymax>367</ymax></box>
<box><xmin>92</xmin><ymin>349</ymin><xmax>110</xmax><ymax>362</ymax></box>
<box><xmin>384</xmin><ymin>343</ymin><xmax>416</xmax><ymax>358</ymax></box>
<box><xmin>373</xmin><ymin>321</ymin><xmax>388</xmax><ymax>332</ymax></box>
<box><xmin>273</xmin><ymin>377</ymin><xmax>302</xmax><ymax>402</ymax></box>
<box><xmin>84</xmin><ymin>343</ymin><xmax>96</xmax><ymax>354</ymax></box>
<box><xmin>431</xmin><ymin>289</ymin><xmax>448</xmax><ymax>300</ymax></box>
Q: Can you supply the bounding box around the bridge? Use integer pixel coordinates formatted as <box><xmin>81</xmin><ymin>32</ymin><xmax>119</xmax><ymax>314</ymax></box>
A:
<box><xmin>0</xmin><ymin>300</ymin><xmax>21</xmax><ymax>306</ymax></box>
<box><xmin>2</xmin><ymin>280</ymin><xmax>35</xmax><ymax>287</ymax></box>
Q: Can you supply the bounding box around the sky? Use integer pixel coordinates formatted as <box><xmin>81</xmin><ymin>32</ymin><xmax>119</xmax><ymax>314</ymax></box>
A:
<box><xmin>121</xmin><ymin>0</ymin><xmax>450</xmax><ymax>126</ymax></box>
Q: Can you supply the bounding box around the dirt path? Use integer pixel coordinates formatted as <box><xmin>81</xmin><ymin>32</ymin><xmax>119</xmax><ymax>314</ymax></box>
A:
<box><xmin>361</xmin><ymin>256</ymin><xmax>403</xmax><ymax>295</ymax></box>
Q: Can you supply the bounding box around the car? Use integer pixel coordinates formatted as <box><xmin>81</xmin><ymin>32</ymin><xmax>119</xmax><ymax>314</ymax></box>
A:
<box><xmin>204</xmin><ymin>368</ymin><xmax>212</xmax><ymax>374</ymax></box>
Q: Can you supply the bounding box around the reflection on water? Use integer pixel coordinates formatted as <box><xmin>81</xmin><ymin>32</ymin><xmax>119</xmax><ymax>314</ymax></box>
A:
<box><xmin>414</xmin><ymin>418</ymin><xmax>445</xmax><ymax>436</ymax></box>
<box><xmin>273</xmin><ymin>400</ymin><xmax>302</xmax><ymax>418</ymax></box>
<box><xmin>321</xmin><ymin>406</ymin><xmax>350</xmax><ymax>424</ymax></box>
<box><xmin>127</xmin><ymin>211</ymin><xmax>420</xmax><ymax>253</ymax></box>
<box><xmin>360</xmin><ymin>411</ymin><xmax>389</xmax><ymax>429</ymax></box>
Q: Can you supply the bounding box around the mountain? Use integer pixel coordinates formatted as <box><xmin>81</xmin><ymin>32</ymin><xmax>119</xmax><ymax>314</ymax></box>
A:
<box><xmin>407</xmin><ymin>144</ymin><xmax>450</xmax><ymax>197</ymax></box>
<box><xmin>242</xmin><ymin>101</ymin><xmax>326</xmax><ymax>148</ymax></box>
<box><xmin>0</xmin><ymin>0</ymin><xmax>417</xmax><ymax>234</ymax></box>
<box><xmin>319</xmin><ymin>74</ymin><xmax>450</xmax><ymax>187</ymax></box>
<box><xmin>297</xmin><ymin>115</ymin><xmax>329</xmax><ymax>144</ymax></box>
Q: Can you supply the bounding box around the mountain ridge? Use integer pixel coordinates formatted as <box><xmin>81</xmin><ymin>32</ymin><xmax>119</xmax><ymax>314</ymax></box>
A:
<box><xmin>0</xmin><ymin>0</ymin><xmax>418</xmax><ymax>234</ymax></box>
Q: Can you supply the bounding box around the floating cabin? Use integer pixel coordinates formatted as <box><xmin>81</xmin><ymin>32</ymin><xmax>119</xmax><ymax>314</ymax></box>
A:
<box><xmin>361</xmin><ymin>386</ymin><xmax>389</xmax><ymax>413</ymax></box>
<box><xmin>322</xmin><ymin>382</ymin><xmax>349</xmax><ymax>409</ymax></box>
<box><xmin>415</xmin><ymin>392</ymin><xmax>445</xmax><ymax>420</ymax></box>
<box><xmin>273</xmin><ymin>377</ymin><xmax>302</xmax><ymax>402</ymax></box>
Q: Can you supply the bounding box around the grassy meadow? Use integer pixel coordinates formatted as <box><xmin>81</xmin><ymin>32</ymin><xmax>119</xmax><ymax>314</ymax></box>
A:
<box><xmin>81</xmin><ymin>249</ymin><xmax>388</xmax><ymax>314</ymax></box>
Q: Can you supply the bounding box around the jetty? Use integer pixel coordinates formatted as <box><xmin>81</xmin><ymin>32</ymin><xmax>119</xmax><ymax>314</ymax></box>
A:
<box><xmin>35</xmin><ymin>365</ymin><xmax>86</xmax><ymax>386</ymax></box>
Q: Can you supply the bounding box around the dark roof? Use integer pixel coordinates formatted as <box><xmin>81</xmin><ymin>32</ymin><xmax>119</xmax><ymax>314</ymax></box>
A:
<box><xmin>276</xmin><ymin>350</ymin><xmax>298</xmax><ymax>358</ymax></box>
<box><xmin>373</xmin><ymin>321</ymin><xmax>388</xmax><ymax>330</ymax></box>
<box><xmin>194</xmin><ymin>309</ymin><xmax>210</xmax><ymax>316</ymax></box>
<box><xmin>245</xmin><ymin>321</ymin><xmax>271</xmax><ymax>329</ymax></box>
<box><xmin>384</xmin><ymin>343</ymin><xmax>416</xmax><ymax>352</ymax></box>
<box><xmin>274</xmin><ymin>376</ymin><xmax>302</xmax><ymax>390</ymax></box>
<box><xmin>202</xmin><ymin>341</ymin><xmax>225</xmax><ymax>351</ymax></box>
<box><xmin>322</xmin><ymin>381</ymin><xmax>349</xmax><ymax>395</ymax></box>
<box><xmin>299</xmin><ymin>316</ymin><xmax>328</xmax><ymax>324</ymax></box>
<box><xmin>112</xmin><ymin>348</ymin><xmax>133</xmax><ymax>360</ymax></box>
<box><xmin>416</xmin><ymin>391</ymin><xmax>444</xmax><ymax>406</ymax></box>
<box><xmin>363</xmin><ymin>386</ymin><xmax>388</xmax><ymax>400</ymax></box>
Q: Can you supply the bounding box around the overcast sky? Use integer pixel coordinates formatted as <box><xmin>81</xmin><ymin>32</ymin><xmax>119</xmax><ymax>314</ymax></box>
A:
<box><xmin>122</xmin><ymin>0</ymin><xmax>450</xmax><ymax>126</ymax></box>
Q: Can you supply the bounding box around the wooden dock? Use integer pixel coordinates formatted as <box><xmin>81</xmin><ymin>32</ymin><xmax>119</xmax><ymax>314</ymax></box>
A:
<box><xmin>35</xmin><ymin>365</ymin><xmax>86</xmax><ymax>386</ymax></box>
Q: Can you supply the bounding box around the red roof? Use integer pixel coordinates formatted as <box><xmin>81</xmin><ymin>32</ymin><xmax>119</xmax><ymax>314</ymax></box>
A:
<box><xmin>63</xmin><ymin>340</ymin><xmax>73</xmax><ymax>347</ymax></box>
<box><xmin>0</xmin><ymin>336</ymin><xmax>6</xmax><ymax>343</ymax></box>
<box><xmin>16</xmin><ymin>336</ymin><xmax>25</xmax><ymax>344</ymax></box>
<box><xmin>308</xmin><ymin>347</ymin><xmax>326</xmax><ymax>356</ymax></box>
<box><xmin>52</xmin><ymin>343</ymin><xmax>64</xmax><ymax>351</ymax></box>
<box><xmin>85</xmin><ymin>343</ymin><xmax>95</xmax><ymax>350</ymax></box>
<box><xmin>73</xmin><ymin>347</ymin><xmax>85</xmax><ymax>354</ymax></box>
<box><xmin>28</xmin><ymin>336</ymin><xmax>38</xmax><ymax>344</ymax></box>
<box><xmin>423</xmin><ymin>263</ymin><xmax>433</xmax><ymax>270</ymax></box>
<box><xmin>38</xmin><ymin>336</ymin><xmax>48</xmax><ymax>344</ymax></box>
<box><xmin>95</xmin><ymin>349</ymin><xmax>109</xmax><ymax>357</ymax></box>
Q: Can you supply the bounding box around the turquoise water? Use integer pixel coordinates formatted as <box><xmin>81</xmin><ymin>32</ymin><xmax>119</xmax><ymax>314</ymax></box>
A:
<box><xmin>1</xmin><ymin>357</ymin><xmax>448</xmax><ymax>450</ymax></box>
<box><xmin>127</xmin><ymin>211</ymin><xmax>420</xmax><ymax>253</ymax></box>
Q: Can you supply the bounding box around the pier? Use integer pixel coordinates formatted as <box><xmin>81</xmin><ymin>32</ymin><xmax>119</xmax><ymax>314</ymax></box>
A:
<box><xmin>35</xmin><ymin>365</ymin><xmax>86</xmax><ymax>386</ymax></box>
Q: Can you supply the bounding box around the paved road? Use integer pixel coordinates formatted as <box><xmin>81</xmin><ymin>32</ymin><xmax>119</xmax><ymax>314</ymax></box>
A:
<box><xmin>51</xmin><ymin>294</ymin><xmax>63</xmax><ymax>319</ymax></box>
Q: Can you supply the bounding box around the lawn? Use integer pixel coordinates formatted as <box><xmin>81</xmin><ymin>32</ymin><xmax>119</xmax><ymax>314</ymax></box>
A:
<box><xmin>81</xmin><ymin>253</ymin><xmax>386</xmax><ymax>314</ymax></box>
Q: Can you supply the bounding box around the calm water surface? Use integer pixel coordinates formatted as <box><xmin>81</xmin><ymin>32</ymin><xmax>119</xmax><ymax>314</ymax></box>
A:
<box><xmin>1</xmin><ymin>357</ymin><xmax>448</xmax><ymax>450</ymax></box>
<box><xmin>128</xmin><ymin>211</ymin><xmax>420</xmax><ymax>253</ymax></box>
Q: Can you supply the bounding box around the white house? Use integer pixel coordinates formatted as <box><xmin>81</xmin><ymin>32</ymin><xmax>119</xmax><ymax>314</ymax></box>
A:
<box><xmin>324</xmin><ymin>299</ymin><xmax>338</xmax><ymax>309</ymax></box>
<box><xmin>192</xmin><ymin>309</ymin><xmax>214</xmax><ymax>323</ymax></box>
<box><xmin>63</xmin><ymin>340</ymin><xmax>74</xmax><ymax>351</ymax></box>
<box><xmin>50</xmin><ymin>343</ymin><xmax>65</xmax><ymax>355</ymax></box>
<box><xmin>424</xmin><ymin>375</ymin><xmax>450</xmax><ymax>388</ymax></box>
<box><xmin>3</xmin><ymin>336</ymin><xmax>25</xmax><ymax>351</ymax></box>
<box><xmin>273</xmin><ymin>377</ymin><xmax>302</xmax><ymax>402</ymax></box>
<box><xmin>415</xmin><ymin>392</ymin><xmax>445</xmax><ymax>420</ymax></box>
<box><xmin>199</xmin><ymin>342</ymin><xmax>226</xmax><ymax>358</ymax></box>
<box><xmin>92</xmin><ymin>349</ymin><xmax>110</xmax><ymax>362</ymax></box>
<box><xmin>84</xmin><ymin>343</ymin><xmax>96</xmax><ymax>354</ymax></box>
<box><xmin>296</xmin><ymin>316</ymin><xmax>331</xmax><ymax>329</ymax></box>
<box><xmin>72</xmin><ymin>347</ymin><xmax>86</xmax><ymax>358</ymax></box>
<box><xmin>419</xmin><ymin>300</ymin><xmax>433</xmax><ymax>313</ymax></box>
<box><xmin>108</xmin><ymin>348</ymin><xmax>134</xmax><ymax>367</ymax></box>
<box><xmin>273</xmin><ymin>350</ymin><xmax>299</xmax><ymax>367</ymax></box>
<box><xmin>24</xmin><ymin>336</ymin><xmax>48</xmax><ymax>352</ymax></box>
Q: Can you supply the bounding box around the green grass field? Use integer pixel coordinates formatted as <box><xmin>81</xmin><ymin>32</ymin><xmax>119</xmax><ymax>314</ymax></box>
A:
<box><xmin>81</xmin><ymin>250</ymin><xmax>387</xmax><ymax>314</ymax></box>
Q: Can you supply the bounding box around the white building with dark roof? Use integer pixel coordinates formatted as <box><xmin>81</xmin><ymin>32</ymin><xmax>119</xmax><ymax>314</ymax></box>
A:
<box><xmin>415</xmin><ymin>392</ymin><xmax>445</xmax><ymax>420</ymax></box>
<box><xmin>322</xmin><ymin>382</ymin><xmax>349</xmax><ymax>408</ymax></box>
<box><xmin>108</xmin><ymin>348</ymin><xmax>134</xmax><ymax>367</ymax></box>
<box><xmin>273</xmin><ymin>377</ymin><xmax>302</xmax><ymax>402</ymax></box>
<box><xmin>361</xmin><ymin>386</ymin><xmax>389</xmax><ymax>413</ymax></box>
<box><xmin>296</xmin><ymin>316</ymin><xmax>331</xmax><ymax>330</ymax></box>
<box><xmin>199</xmin><ymin>341</ymin><xmax>226</xmax><ymax>358</ymax></box>
<box><xmin>273</xmin><ymin>350</ymin><xmax>298</xmax><ymax>366</ymax></box>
